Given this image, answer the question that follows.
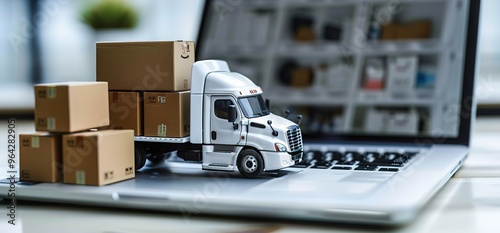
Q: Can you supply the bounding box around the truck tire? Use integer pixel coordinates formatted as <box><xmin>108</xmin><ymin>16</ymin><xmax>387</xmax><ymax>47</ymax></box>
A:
<box><xmin>135</xmin><ymin>145</ymin><xmax>147</xmax><ymax>170</ymax></box>
<box><xmin>147</xmin><ymin>153</ymin><xmax>166</xmax><ymax>164</ymax></box>
<box><xmin>237</xmin><ymin>149</ymin><xmax>264</xmax><ymax>178</ymax></box>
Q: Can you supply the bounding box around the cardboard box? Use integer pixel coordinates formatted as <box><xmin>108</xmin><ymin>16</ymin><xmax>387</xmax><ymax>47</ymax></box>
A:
<box><xmin>35</xmin><ymin>82</ymin><xmax>110</xmax><ymax>133</ymax></box>
<box><xmin>364</xmin><ymin>108</ymin><xmax>419</xmax><ymax>135</ymax></box>
<box><xmin>381</xmin><ymin>22</ymin><xmax>398</xmax><ymax>40</ymax></box>
<box><xmin>382</xmin><ymin>20</ymin><xmax>432</xmax><ymax>40</ymax></box>
<box><xmin>398</xmin><ymin>20</ymin><xmax>432</xmax><ymax>40</ymax></box>
<box><xmin>20</xmin><ymin>133</ymin><xmax>62</xmax><ymax>183</ymax></box>
<box><xmin>144</xmin><ymin>91</ymin><xmax>190</xmax><ymax>138</ymax></box>
<box><xmin>364</xmin><ymin>108</ymin><xmax>387</xmax><ymax>133</ymax></box>
<box><xmin>96</xmin><ymin>41</ymin><xmax>195</xmax><ymax>91</ymax></box>
<box><xmin>363</xmin><ymin>58</ymin><xmax>385</xmax><ymax>90</ymax></box>
<box><xmin>291</xmin><ymin>68</ymin><xmax>313</xmax><ymax>87</ymax></box>
<box><xmin>63</xmin><ymin>130</ymin><xmax>135</xmax><ymax>186</ymax></box>
<box><xmin>386</xmin><ymin>109</ymin><xmax>419</xmax><ymax>135</ymax></box>
<box><xmin>108</xmin><ymin>91</ymin><xmax>143</xmax><ymax>136</ymax></box>
<box><xmin>386</xmin><ymin>56</ymin><xmax>418</xmax><ymax>93</ymax></box>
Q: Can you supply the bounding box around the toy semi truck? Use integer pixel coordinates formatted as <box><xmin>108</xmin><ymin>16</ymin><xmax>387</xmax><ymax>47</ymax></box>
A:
<box><xmin>134</xmin><ymin>60</ymin><xmax>303</xmax><ymax>178</ymax></box>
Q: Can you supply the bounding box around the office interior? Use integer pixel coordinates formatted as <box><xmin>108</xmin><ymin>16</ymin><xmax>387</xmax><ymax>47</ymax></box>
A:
<box><xmin>0</xmin><ymin>0</ymin><xmax>500</xmax><ymax>231</ymax></box>
<box><xmin>0</xmin><ymin>0</ymin><xmax>499</xmax><ymax>118</ymax></box>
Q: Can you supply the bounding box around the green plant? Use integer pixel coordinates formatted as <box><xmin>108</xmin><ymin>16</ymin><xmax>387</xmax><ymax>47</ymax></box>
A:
<box><xmin>81</xmin><ymin>0</ymin><xmax>138</xmax><ymax>30</ymax></box>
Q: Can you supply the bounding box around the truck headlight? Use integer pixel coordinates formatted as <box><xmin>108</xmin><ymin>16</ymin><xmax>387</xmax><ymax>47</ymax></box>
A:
<box><xmin>274</xmin><ymin>143</ymin><xmax>287</xmax><ymax>152</ymax></box>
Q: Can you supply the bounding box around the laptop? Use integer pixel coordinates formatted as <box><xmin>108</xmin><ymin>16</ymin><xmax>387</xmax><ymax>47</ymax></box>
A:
<box><xmin>0</xmin><ymin>0</ymin><xmax>480</xmax><ymax>225</ymax></box>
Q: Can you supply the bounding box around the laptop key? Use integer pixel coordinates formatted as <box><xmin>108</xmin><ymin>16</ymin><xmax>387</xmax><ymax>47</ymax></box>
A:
<box><xmin>382</xmin><ymin>152</ymin><xmax>401</xmax><ymax>161</ymax></box>
<box><xmin>372</xmin><ymin>161</ymin><xmax>404</xmax><ymax>167</ymax></box>
<box><xmin>314</xmin><ymin>151</ymin><xmax>334</xmax><ymax>167</ymax></box>
<box><xmin>334</xmin><ymin>160</ymin><xmax>357</xmax><ymax>165</ymax></box>
<box><xmin>346</xmin><ymin>151</ymin><xmax>363</xmax><ymax>160</ymax></box>
<box><xmin>335</xmin><ymin>151</ymin><xmax>358</xmax><ymax>165</ymax></box>
<box><xmin>292</xmin><ymin>150</ymin><xmax>316</xmax><ymax>168</ymax></box>
<box><xmin>326</xmin><ymin>151</ymin><xmax>343</xmax><ymax>161</ymax></box>
<box><xmin>379</xmin><ymin>168</ymin><xmax>399</xmax><ymax>172</ymax></box>
<box><xmin>331</xmin><ymin>166</ymin><xmax>352</xmax><ymax>170</ymax></box>
<box><xmin>357</xmin><ymin>152</ymin><xmax>380</xmax><ymax>165</ymax></box>
<box><xmin>321</xmin><ymin>151</ymin><xmax>337</xmax><ymax>165</ymax></box>
<box><xmin>402</xmin><ymin>152</ymin><xmax>418</xmax><ymax>161</ymax></box>
<box><xmin>355</xmin><ymin>165</ymin><xmax>378</xmax><ymax>171</ymax></box>
<box><xmin>311</xmin><ymin>165</ymin><xmax>331</xmax><ymax>169</ymax></box>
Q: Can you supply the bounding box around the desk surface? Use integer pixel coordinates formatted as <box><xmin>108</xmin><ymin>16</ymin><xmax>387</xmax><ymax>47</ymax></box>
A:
<box><xmin>1</xmin><ymin>118</ymin><xmax>500</xmax><ymax>233</ymax></box>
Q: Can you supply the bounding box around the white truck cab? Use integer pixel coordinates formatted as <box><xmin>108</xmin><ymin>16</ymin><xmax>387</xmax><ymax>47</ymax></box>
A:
<box><xmin>135</xmin><ymin>60</ymin><xmax>303</xmax><ymax>178</ymax></box>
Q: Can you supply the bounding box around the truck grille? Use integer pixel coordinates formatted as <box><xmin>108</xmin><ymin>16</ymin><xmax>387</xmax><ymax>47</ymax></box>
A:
<box><xmin>287</xmin><ymin>125</ymin><xmax>303</xmax><ymax>152</ymax></box>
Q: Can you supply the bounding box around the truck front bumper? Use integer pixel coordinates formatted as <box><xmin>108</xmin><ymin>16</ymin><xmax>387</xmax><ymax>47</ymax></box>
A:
<box><xmin>261</xmin><ymin>150</ymin><xmax>302</xmax><ymax>171</ymax></box>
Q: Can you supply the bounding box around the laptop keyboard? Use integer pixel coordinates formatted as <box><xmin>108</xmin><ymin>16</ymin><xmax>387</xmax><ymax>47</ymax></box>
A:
<box><xmin>292</xmin><ymin>150</ymin><xmax>419</xmax><ymax>172</ymax></box>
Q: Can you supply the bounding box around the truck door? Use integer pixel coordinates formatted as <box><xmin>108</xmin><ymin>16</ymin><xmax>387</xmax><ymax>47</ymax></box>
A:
<box><xmin>210</xmin><ymin>96</ymin><xmax>242</xmax><ymax>145</ymax></box>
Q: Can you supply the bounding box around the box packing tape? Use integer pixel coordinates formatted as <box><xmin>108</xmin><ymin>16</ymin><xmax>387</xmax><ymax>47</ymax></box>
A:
<box><xmin>47</xmin><ymin>117</ymin><xmax>56</xmax><ymax>131</ymax></box>
<box><xmin>104</xmin><ymin>170</ymin><xmax>114</xmax><ymax>180</ymax></box>
<box><xmin>31</xmin><ymin>136</ymin><xmax>39</xmax><ymax>148</ymax></box>
<box><xmin>158</xmin><ymin>96</ymin><xmax>166</xmax><ymax>104</ymax></box>
<box><xmin>157</xmin><ymin>124</ymin><xmax>167</xmax><ymax>137</ymax></box>
<box><xmin>47</xmin><ymin>86</ymin><xmax>57</xmax><ymax>98</ymax></box>
<box><xmin>76</xmin><ymin>170</ymin><xmax>86</xmax><ymax>185</ymax></box>
<box><xmin>178</xmin><ymin>40</ymin><xmax>190</xmax><ymax>53</ymax></box>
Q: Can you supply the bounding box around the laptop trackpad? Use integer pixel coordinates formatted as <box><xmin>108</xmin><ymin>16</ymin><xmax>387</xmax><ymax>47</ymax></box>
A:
<box><xmin>245</xmin><ymin>170</ymin><xmax>394</xmax><ymax>199</ymax></box>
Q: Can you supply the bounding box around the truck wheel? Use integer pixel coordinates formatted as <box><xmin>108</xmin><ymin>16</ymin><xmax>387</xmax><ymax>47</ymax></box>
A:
<box><xmin>237</xmin><ymin>149</ymin><xmax>264</xmax><ymax>178</ymax></box>
<box><xmin>135</xmin><ymin>146</ymin><xmax>147</xmax><ymax>170</ymax></box>
<box><xmin>147</xmin><ymin>153</ymin><xmax>166</xmax><ymax>164</ymax></box>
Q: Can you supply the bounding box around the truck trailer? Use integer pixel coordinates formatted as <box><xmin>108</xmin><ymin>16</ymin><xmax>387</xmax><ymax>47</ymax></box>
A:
<box><xmin>134</xmin><ymin>60</ymin><xmax>303</xmax><ymax>178</ymax></box>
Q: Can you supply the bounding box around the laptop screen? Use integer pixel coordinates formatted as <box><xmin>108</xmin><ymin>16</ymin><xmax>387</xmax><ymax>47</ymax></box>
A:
<box><xmin>196</xmin><ymin>0</ymin><xmax>479</xmax><ymax>145</ymax></box>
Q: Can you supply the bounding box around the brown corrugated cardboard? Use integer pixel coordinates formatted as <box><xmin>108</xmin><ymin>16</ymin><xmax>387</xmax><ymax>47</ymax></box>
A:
<box><xmin>35</xmin><ymin>82</ymin><xmax>110</xmax><ymax>133</ymax></box>
<box><xmin>108</xmin><ymin>91</ymin><xmax>142</xmax><ymax>135</ymax></box>
<box><xmin>96</xmin><ymin>41</ymin><xmax>195</xmax><ymax>91</ymax></box>
<box><xmin>291</xmin><ymin>68</ymin><xmax>313</xmax><ymax>87</ymax></box>
<box><xmin>62</xmin><ymin>130</ymin><xmax>135</xmax><ymax>186</ymax></box>
<box><xmin>382</xmin><ymin>20</ymin><xmax>432</xmax><ymax>40</ymax></box>
<box><xmin>382</xmin><ymin>22</ymin><xmax>398</xmax><ymax>40</ymax></box>
<box><xmin>144</xmin><ymin>91</ymin><xmax>190</xmax><ymax>138</ymax></box>
<box><xmin>397</xmin><ymin>20</ymin><xmax>432</xmax><ymax>40</ymax></box>
<box><xmin>20</xmin><ymin>133</ymin><xmax>62</xmax><ymax>183</ymax></box>
<box><xmin>295</xmin><ymin>26</ymin><xmax>316</xmax><ymax>42</ymax></box>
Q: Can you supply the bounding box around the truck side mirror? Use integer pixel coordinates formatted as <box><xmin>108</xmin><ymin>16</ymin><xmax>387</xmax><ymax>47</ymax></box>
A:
<box><xmin>228</xmin><ymin>105</ymin><xmax>237</xmax><ymax>123</ymax></box>
<box><xmin>265</xmin><ymin>99</ymin><xmax>270</xmax><ymax>110</ymax></box>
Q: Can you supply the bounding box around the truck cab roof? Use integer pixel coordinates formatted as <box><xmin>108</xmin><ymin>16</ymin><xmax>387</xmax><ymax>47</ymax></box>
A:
<box><xmin>191</xmin><ymin>60</ymin><xmax>263</xmax><ymax>97</ymax></box>
<box><xmin>205</xmin><ymin>71</ymin><xmax>263</xmax><ymax>97</ymax></box>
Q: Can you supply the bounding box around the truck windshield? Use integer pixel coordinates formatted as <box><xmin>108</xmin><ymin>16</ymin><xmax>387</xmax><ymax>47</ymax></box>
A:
<box><xmin>238</xmin><ymin>95</ymin><xmax>270</xmax><ymax>118</ymax></box>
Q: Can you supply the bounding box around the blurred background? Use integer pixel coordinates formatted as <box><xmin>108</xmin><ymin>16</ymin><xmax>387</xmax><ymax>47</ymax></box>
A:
<box><xmin>0</xmin><ymin>0</ymin><xmax>204</xmax><ymax>115</ymax></box>
<box><xmin>0</xmin><ymin>0</ymin><xmax>499</xmax><ymax>118</ymax></box>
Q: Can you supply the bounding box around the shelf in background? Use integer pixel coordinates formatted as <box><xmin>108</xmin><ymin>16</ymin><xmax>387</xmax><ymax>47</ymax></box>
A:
<box><xmin>277</xmin><ymin>42</ymin><xmax>356</xmax><ymax>58</ymax></box>
<box><xmin>238</xmin><ymin>0</ymin><xmax>281</xmax><ymax>9</ymax></box>
<box><xmin>283</xmin><ymin>0</ymin><xmax>360</xmax><ymax>9</ymax></box>
<box><xmin>355</xmin><ymin>90</ymin><xmax>435</xmax><ymax>106</ymax></box>
<box><xmin>266</xmin><ymin>86</ymin><xmax>348</xmax><ymax>106</ymax></box>
<box><xmin>363</xmin><ymin>39</ymin><xmax>444</xmax><ymax>56</ymax></box>
<box><xmin>275</xmin><ymin>39</ymin><xmax>444</xmax><ymax>58</ymax></box>
<box><xmin>204</xmin><ymin>44</ymin><xmax>271</xmax><ymax>59</ymax></box>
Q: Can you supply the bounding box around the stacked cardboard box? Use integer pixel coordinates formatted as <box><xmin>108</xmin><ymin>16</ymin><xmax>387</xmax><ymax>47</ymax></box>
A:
<box><xmin>144</xmin><ymin>91</ymin><xmax>190</xmax><ymax>137</ymax></box>
<box><xmin>97</xmin><ymin>41</ymin><xmax>194</xmax><ymax>137</ymax></box>
<box><xmin>63</xmin><ymin>130</ymin><xmax>135</xmax><ymax>186</ymax></box>
<box><xmin>20</xmin><ymin>40</ymin><xmax>194</xmax><ymax>185</ymax></box>
<box><xmin>20</xmin><ymin>82</ymin><xmax>135</xmax><ymax>185</ymax></box>
<box><xmin>20</xmin><ymin>133</ymin><xmax>62</xmax><ymax>183</ymax></box>
<box><xmin>108</xmin><ymin>91</ymin><xmax>143</xmax><ymax>135</ymax></box>
<box><xmin>34</xmin><ymin>82</ymin><xmax>109</xmax><ymax>132</ymax></box>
